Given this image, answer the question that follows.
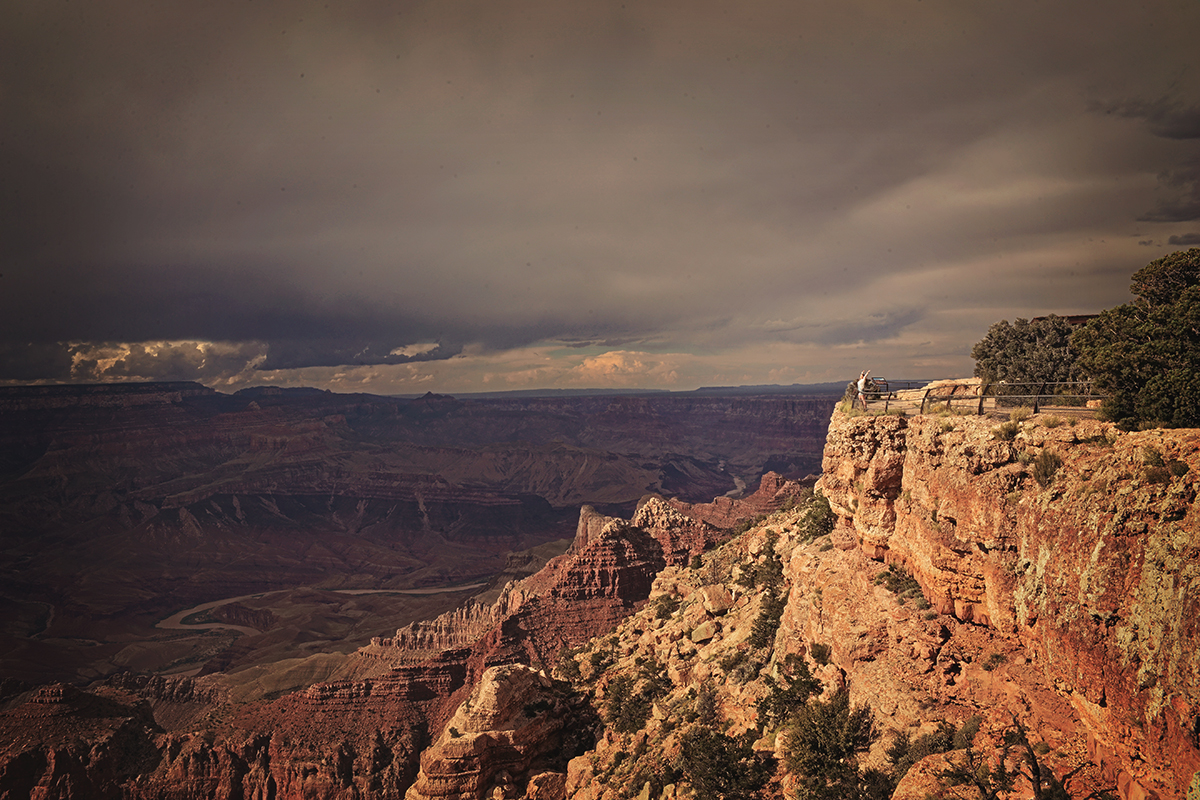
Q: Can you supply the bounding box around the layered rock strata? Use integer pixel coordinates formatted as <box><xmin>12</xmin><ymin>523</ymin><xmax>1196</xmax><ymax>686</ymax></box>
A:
<box><xmin>818</xmin><ymin>409</ymin><xmax>1199</xmax><ymax>799</ymax></box>
<box><xmin>404</xmin><ymin>665</ymin><xmax>588</xmax><ymax>800</ymax></box>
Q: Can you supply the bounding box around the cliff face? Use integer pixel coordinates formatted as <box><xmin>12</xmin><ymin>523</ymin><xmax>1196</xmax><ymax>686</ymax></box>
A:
<box><xmin>818</xmin><ymin>409</ymin><xmax>1199</xmax><ymax>799</ymax></box>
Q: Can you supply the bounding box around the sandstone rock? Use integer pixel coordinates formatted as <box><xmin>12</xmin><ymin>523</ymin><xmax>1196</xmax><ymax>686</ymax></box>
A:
<box><xmin>816</xmin><ymin>406</ymin><xmax>1200</xmax><ymax>799</ymax></box>
<box><xmin>698</xmin><ymin>585</ymin><xmax>734</xmax><ymax>615</ymax></box>
<box><xmin>405</xmin><ymin>665</ymin><xmax>574</xmax><ymax>800</ymax></box>
<box><xmin>690</xmin><ymin>621</ymin><xmax>719</xmax><ymax>643</ymax></box>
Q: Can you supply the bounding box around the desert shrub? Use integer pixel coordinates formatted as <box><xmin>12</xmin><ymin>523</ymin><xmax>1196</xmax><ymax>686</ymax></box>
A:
<box><xmin>798</xmin><ymin>491</ymin><xmax>836</xmax><ymax>542</ymax></box>
<box><xmin>739</xmin><ymin>530</ymin><xmax>785</xmax><ymax>590</ymax></box>
<box><xmin>994</xmin><ymin>420</ymin><xmax>1021</xmax><ymax>441</ymax></box>
<box><xmin>1009</xmin><ymin>406</ymin><xmax>1034</xmax><ymax>423</ymax></box>
<box><xmin>982</xmin><ymin>652</ymin><xmax>1007</xmax><ymax>672</ymax></box>
<box><xmin>809</xmin><ymin>642</ymin><xmax>831</xmax><ymax>666</ymax></box>
<box><xmin>953</xmin><ymin>715</ymin><xmax>982</xmax><ymax>750</ymax></box>
<box><xmin>680</xmin><ymin>726</ymin><xmax>773</xmax><ymax>800</ymax></box>
<box><xmin>688</xmin><ymin>680</ymin><xmax>719</xmax><ymax>727</ymax></box>
<box><xmin>942</xmin><ymin>719</ymin><xmax>1077</xmax><ymax>800</ymax></box>
<box><xmin>730</xmin><ymin>513</ymin><xmax>768</xmax><ymax>537</ymax></box>
<box><xmin>1032</xmin><ymin>451</ymin><xmax>1062</xmax><ymax>488</ymax></box>
<box><xmin>748</xmin><ymin>588</ymin><xmax>786</xmax><ymax>649</ymax></box>
<box><xmin>603</xmin><ymin>674</ymin><xmax>652</xmax><ymax>734</ymax></box>
<box><xmin>637</xmin><ymin>655</ymin><xmax>672</xmax><ymax>699</ymax></box>
<box><xmin>784</xmin><ymin>689</ymin><xmax>879</xmax><ymax>800</ymax></box>
<box><xmin>885</xmin><ymin>721</ymin><xmax>957</xmax><ymax>784</ymax></box>
<box><xmin>1142</xmin><ymin>445</ymin><xmax>1165</xmax><ymax>467</ymax></box>
<box><xmin>1144</xmin><ymin>465</ymin><xmax>1171</xmax><ymax>485</ymax></box>
<box><xmin>588</xmin><ymin>644</ymin><xmax>614</xmax><ymax>678</ymax></box>
<box><xmin>653</xmin><ymin>594</ymin><xmax>680</xmax><ymax>619</ymax></box>
<box><xmin>1042</xmin><ymin>415</ymin><xmax>1064</xmax><ymax>428</ymax></box>
<box><xmin>718</xmin><ymin>648</ymin><xmax>750</xmax><ymax>675</ymax></box>
<box><xmin>757</xmin><ymin>653</ymin><xmax>820</xmax><ymax>728</ymax></box>
<box><xmin>874</xmin><ymin>564</ymin><xmax>926</xmax><ymax>606</ymax></box>
<box><xmin>556</xmin><ymin>647</ymin><xmax>582</xmax><ymax>681</ymax></box>
<box><xmin>1168</xmin><ymin>459</ymin><xmax>1190</xmax><ymax>477</ymax></box>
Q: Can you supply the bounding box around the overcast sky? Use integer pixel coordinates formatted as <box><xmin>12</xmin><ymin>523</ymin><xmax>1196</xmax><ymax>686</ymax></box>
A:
<box><xmin>3</xmin><ymin>0</ymin><xmax>1199</xmax><ymax>394</ymax></box>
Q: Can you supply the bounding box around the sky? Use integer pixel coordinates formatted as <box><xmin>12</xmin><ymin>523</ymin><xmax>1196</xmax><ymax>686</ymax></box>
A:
<box><xmin>3</xmin><ymin>0</ymin><xmax>1199</xmax><ymax>395</ymax></box>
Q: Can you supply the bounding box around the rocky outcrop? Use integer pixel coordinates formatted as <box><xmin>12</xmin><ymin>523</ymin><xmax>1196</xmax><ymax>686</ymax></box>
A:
<box><xmin>405</xmin><ymin>665</ymin><xmax>587</xmax><ymax>800</ymax></box>
<box><xmin>664</xmin><ymin>470</ymin><xmax>812</xmax><ymax>531</ymax></box>
<box><xmin>818</xmin><ymin>408</ymin><xmax>1200</xmax><ymax>800</ymax></box>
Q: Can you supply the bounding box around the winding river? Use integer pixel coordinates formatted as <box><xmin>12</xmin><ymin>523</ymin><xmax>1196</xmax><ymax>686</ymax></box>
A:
<box><xmin>154</xmin><ymin>583</ymin><xmax>487</xmax><ymax>636</ymax></box>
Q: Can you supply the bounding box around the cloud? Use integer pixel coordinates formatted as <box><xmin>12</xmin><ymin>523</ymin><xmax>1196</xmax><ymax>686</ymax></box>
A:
<box><xmin>1168</xmin><ymin>233</ymin><xmax>1200</xmax><ymax>245</ymax></box>
<box><xmin>1091</xmin><ymin>98</ymin><xmax>1200</xmax><ymax>140</ymax></box>
<box><xmin>3</xmin><ymin>0</ymin><xmax>1199</xmax><ymax>390</ymax></box>
<box><xmin>1139</xmin><ymin>161</ymin><xmax>1200</xmax><ymax>223</ymax></box>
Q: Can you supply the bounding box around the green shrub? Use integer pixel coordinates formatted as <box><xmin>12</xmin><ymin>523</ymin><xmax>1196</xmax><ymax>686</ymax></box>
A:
<box><xmin>982</xmin><ymin>652</ymin><xmax>1007</xmax><ymax>672</ymax></box>
<box><xmin>757</xmin><ymin>654</ymin><xmax>820</xmax><ymax>728</ymax></box>
<box><xmin>1072</xmin><ymin>249</ymin><xmax>1200</xmax><ymax>430</ymax></box>
<box><xmin>680</xmin><ymin>727</ymin><xmax>772</xmax><ymax>800</ymax></box>
<box><xmin>874</xmin><ymin>564</ymin><xmax>927</xmax><ymax>606</ymax></box>
<box><xmin>994</xmin><ymin>420</ymin><xmax>1021</xmax><ymax>441</ymax></box>
<box><xmin>1032</xmin><ymin>450</ymin><xmax>1062</xmax><ymax>488</ymax></box>
<box><xmin>784</xmin><ymin>689</ymin><xmax>879</xmax><ymax>800</ymax></box>
<box><xmin>972</xmin><ymin>316</ymin><xmax>1081</xmax><ymax>389</ymax></box>
<box><xmin>1142</xmin><ymin>445</ymin><xmax>1165</xmax><ymax>467</ymax></box>
<box><xmin>809</xmin><ymin>642</ymin><xmax>831</xmax><ymax>666</ymax></box>
<box><xmin>1145</xmin><ymin>465</ymin><xmax>1171</xmax><ymax>484</ymax></box>
<box><xmin>885</xmin><ymin>721</ymin><xmax>957</xmax><ymax>785</ymax></box>
<box><xmin>748</xmin><ymin>588</ymin><xmax>786</xmax><ymax>649</ymax></box>
<box><xmin>1009</xmin><ymin>406</ymin><xmax>1033</xmax><ymax>423</ymax></box>
<box><xmin>556</xmin><ymin>647</ymin><xmax>582</xmax><ymax>681</ymax></box>
<box><xmin>653</xmin><ymin>594</ymin><xmax>680</xmax><ymax>620</ymax></box>
<box><xmin>603</xmin><ymin>674</ymin><xmax>652</xmax><ymax>734</ymax></box>
<box><xmin>798</xmin><ymin>492</ymin><xmax>836</xmax><ymax>542</ymax></box>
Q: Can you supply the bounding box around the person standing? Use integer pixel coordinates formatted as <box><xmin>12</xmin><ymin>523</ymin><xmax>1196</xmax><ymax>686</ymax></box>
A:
<box><xmin>857</xmin><ymin>369</ymin><xmax>871</xmax><ymax>411</ymax></box>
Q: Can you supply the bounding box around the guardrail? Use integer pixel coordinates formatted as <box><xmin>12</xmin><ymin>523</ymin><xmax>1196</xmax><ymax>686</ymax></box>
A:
<box><xmin>863</xmin><ymin>380</ymin><xmax>1103</xmax><ymax>416</ymax></box>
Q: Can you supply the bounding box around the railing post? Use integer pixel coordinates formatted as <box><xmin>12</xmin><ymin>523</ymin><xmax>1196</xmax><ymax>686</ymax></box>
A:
<box><xmin>1034</xmin><ymin>382</ymin><xmax>1046</xmax><ymax>414</ymax></box>
<box><xmin>977</xmin><ymin>384</ymin><xmax>985</xmax><ymax>415</ymax></box>
<box><xmin>920</xmin><ymin>388</ymin><xmax>932</xmax><ymax>415</ymax></box>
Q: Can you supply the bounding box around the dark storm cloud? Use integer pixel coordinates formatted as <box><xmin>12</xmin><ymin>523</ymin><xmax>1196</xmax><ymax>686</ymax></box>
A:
<box><xmin>3</xmin><ymin>0</ymin><xmax>1200</xmax><ymax>388</ymax></box>
<box><xmin>1169</xmin><ymin>233</ymin><xmax>1200</xmax><ymax>246</ymax></box>
<box><xmin>1091</xmin><ymin>98</ymin><xmax>1200</xmax><ymax>140</ymax></box>
<box><xmin>763</xmin><ymin>308</ymin><xmax>928</xmax><ymax>348</ymax></box>
<box><xmin>1139</xmin><ymin>162</ymin><xmax>1200</xmax><ymax>223</ymax></box>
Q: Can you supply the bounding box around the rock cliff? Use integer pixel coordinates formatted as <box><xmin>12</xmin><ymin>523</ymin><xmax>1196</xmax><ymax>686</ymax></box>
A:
<box><xmin>429</xmin><ymin>405</ymin><xmax>1195</xmax><ymax>800</ymax></box>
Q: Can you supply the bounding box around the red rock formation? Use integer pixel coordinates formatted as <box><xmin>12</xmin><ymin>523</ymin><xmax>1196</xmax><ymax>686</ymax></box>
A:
<box><xmin>664</xmin><ymin>470</ymin><xmax>811</xmax><ymax>531</ymax></box>
<box><xmin>818</xmin><ymin>408</ymin><xmax>1200</xmax><ymax>799</ymax></box>
<box><xmin>404</xmin><ymin>665</ymin><xmax>587</xmax><ymax>800</ymax></box>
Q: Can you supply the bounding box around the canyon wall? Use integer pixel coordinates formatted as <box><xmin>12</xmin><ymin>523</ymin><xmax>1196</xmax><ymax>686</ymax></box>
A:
<box><xmin>819</xmin><ymin>409</ymin><xmax>1199</xmax><ymax>799</ymax></box>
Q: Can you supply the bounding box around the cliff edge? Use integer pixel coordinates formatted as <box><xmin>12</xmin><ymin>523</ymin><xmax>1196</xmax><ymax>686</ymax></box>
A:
<box><xmin>819</xmin><ymin>407</ymin><xmax>1199</xmax><ymax>799</ymax></box>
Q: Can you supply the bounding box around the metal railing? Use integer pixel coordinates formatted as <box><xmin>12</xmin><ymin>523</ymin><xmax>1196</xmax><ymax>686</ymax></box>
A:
<box><xmin>861</xmin><ymin>379</ymin><xmax>1103</xmax><ymax>416</ymax></box>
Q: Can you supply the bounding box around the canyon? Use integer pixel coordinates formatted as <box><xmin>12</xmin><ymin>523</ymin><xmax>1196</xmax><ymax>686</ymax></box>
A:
<box><xmin>1</xmin><ymin>387</ymin><xmax>1197</xmax><ymax>800</ymax></box>
<box><xmin>0</xmin><ymin>382</ymin><xmax>836</xmax><ymax>686</ymax></box>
